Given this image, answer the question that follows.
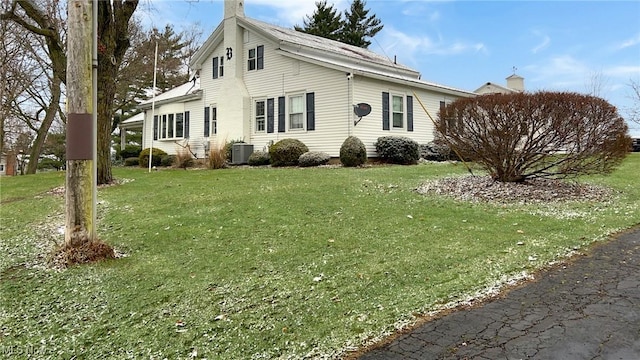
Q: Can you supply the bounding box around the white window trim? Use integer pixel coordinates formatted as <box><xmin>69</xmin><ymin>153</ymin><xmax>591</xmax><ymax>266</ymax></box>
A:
<box><xmin>391</xmin><ymin>93</ymin><xmax>406</xmax><ymax>130</ymax></box>
<box><xmin>248</xmin><ymin>48</ymin><xmax>256</xmax><ymax>71</ymax></box>
<box><xmin>158</xmin><ymin>112</ymin><xmax>187</xmax><ymax>140</ymax></box>
<box><xmin>211</xmin><ymin>105</ymin><xmax>217</xmax><ymax>136</ymax></box>
<box><xmin>254</xmin><ymin>99</ymin><xmax>267</xmax><ymax>133</ymax></box>
<box><xmin>288</xmin><ymin>93</ymin><xmax>306</xmax><ymax>131</ymax></box>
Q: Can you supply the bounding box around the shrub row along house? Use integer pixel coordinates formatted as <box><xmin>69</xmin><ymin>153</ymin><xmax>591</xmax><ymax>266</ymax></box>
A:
<box><xmin>122</xmin><ymin>0</ymin><xmax>479</xmax><ymax>162</ymax></box>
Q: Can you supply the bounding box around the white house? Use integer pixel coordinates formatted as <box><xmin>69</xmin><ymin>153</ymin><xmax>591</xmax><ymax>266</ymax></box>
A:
<box><xmin>135</xmin><ymin>0</ymin><xmax>477</xmax><ymax>159</ymax></box>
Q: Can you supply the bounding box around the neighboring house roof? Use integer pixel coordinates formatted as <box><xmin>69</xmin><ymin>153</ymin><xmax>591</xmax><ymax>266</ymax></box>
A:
<box><xmin>138</xmin><ymin>78</ymin><xmax>202</xmax><ymax>110</ymax></box>
<box><xmin>474</xmin><ymin>81</ymin><xmax>518</xmax><ymax>94</ymax></box>
<box><xmin>119</xmin><ymin>112</ymin><xmax>145</xmax><ymax>129</ymax></box>
<box><xmin>506</xmin><ymin>74</ymin><xmax>524</xmax><ymax>80</ymax></box>
<box><xmin>190</xmin><ymin>16</ymin><xmax>475</xmax><ymax>97</ymax></box>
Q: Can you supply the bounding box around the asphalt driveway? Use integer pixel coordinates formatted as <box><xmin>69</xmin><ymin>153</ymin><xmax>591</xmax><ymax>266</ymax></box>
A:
<box><xmin>357</xmin><ymin>227</ymin><xmax>640</xmax><ymax>360</ymax></box>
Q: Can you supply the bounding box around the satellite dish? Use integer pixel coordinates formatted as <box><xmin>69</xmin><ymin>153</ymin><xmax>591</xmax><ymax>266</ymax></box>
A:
<box><xmin>354</xmin><ymin>103</ymin><xmax>372</xmax><ymax>117</ymax></box>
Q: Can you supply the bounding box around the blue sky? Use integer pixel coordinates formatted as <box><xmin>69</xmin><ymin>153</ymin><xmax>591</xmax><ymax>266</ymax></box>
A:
<box><xmin>140</xmin><ymin>0</ymin><xmax>640</xmax><ymax>136</ymax></box>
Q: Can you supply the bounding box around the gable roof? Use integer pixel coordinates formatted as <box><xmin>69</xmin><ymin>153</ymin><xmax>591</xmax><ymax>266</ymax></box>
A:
<box><xmin>474</xmin><ymin>81</ymin><xmax>518</xmax><ymax>94</ymax></box>
<box><xmin>190</xmin><ymin>16</ymin><xmax>474</xmax><ymax>97</ymax></box>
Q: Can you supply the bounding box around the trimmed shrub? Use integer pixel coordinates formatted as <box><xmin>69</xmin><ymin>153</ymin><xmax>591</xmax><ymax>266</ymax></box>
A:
<box><xmin>139</xmin><ymin>148</ymin><xmax>167</xmax><ymax>168</ymax></box>
<box><xmin>124</xmin><ymin>157</ymin><xmax>139</xmax><ymax>167</ymax></box>
<box><xmin>420</xmin><ymin>142</ymin><xmax>454</xmax><ymax>161</ymax></box>
<box><xmin>248</xmin><ymin>151</ymin><xmax>270</xmax><ymax>166</ymax></box>
<box><xmin>374</xmin><ymin>136</ymin><xmax>420</xmax><ymax>165</ymax></box>
<box><xmin>119</xmin><ymin>145</ymin><xmax>141</xmax><ymax>160</ymax></box>
<box><xmin>298</xmin><ymin>151</ymin><xmax>330</xmax><ymax>167</ymax></box>
<box><xmin>160</xmin><ymin>155</ymin><xmax>176</xmax><ymax>167</ymax></box>
<box><xmin>340</xmin><ymin>136</ymin><xmax>367</xmax><ymax>167</ymax></box>
<box><xmin>37</xmin><ymin>158</ymin><xmax>63</xmax><ymax>171</ymax></box>
<box><xmin>269</xmin><ymin>138</ymin><xmax>309</xmax><ymax>167</ymax></box>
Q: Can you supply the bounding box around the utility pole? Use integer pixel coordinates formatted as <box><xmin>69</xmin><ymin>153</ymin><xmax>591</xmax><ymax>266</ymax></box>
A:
<box><xmin>65</xmin><ymin>0</ymin><xmax>97</xmax><ymax>246</ymax></box>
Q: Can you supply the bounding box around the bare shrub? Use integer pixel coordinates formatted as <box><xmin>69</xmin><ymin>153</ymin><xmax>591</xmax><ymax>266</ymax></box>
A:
<box><xmin>208</xmin><ymin>142</ymin><xmax>227</xmax><ymax>169</ymax></box>
<box><xmin>436</xmin><ymin>91</ymin><xmax>631</xmax><ymax>182</ymax></box>
<box><xmin>174</xmin><ymin>148</ymin><xmax>194</xmax><ymax>169</ymax></box>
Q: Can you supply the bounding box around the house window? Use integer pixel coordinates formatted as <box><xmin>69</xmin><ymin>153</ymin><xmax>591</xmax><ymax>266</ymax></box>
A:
<box><xmin>248</xmin><ymin>49</ymin><xmax>256</xmax><ymax>71</ymax></box>
<box><xmin>175</xmin><ymin>113</ymin><xmax>184</xmax><ymax>138</ymax></box>
<box><xmin>255</xmin><ymin>100</ymin><xmax>266</xmax><ymax>132</ymax></box>
<box><xmin>161</xmin><ymin>115</ymin><xmax>167</xmax><ymax>138</ymax></box>
<box><xmin>392</xmin><ymin>95</ymin><xmax>404</xmax><ymax>128</ymax></box>
<box><xmin>289</xmin><ymin>95</ymin><xmax>304</xmax><ymax>130</ymax></box>
<box><xmin>153</xmin><ymin>115</ymin><xmax>159</xmax><ymax>140</ymax></box>
<box><xmin>157</xmin><ymin>112</ymin><xmax>187</xmax><ymax>139</ymax></box>
<box><xmin>211</xmin><ymin>106</ymin><xmax>217</xmax><ymax>135</ymax></box>
<box><xmin>167</xmin><ymin>114</ymin><xmax>174</xmax><ymax>138</ymax></box>
<box><xmin>248</xmin><ymin>45</ymin><xmax>264</xmax><ymax>71</ymax></box>
<box><xmin>213</xmin><ymin>56</ymin><xmax>224</xmax><ymax>79</ymax></box>
<box><xmin>204</xmin><ymin>107</ymin><xmax>210</xmax><ymax>137</ymax></box>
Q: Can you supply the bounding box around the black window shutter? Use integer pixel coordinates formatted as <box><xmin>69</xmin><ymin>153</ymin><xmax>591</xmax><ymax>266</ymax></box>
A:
<box><xmin>278</xmin><ymin>96</ymin><xmax>285</xmax><ymax>133</ymax></box>
<box><xmin>306</xmin><ymin>92</ymin><xmax>315</xmax><ymax>131</ymax></box>
<box><xmin>267</xmin><ymin>98</ymin><xmax>275</xmax><ymax>133</ymax></box>
<box><xmin>204</xmin><ymin>107</ymin><xmax>210</xmax><ymax>137</ymax></box>
<box><xmin>382</xmin><ymin>92</ymin><xmax>390</xmax><ymax>130</ymax></box>
<box><xmin>407</xmin><ymin>95</ymin><xmax>414</xmax><ymax>132</ymax></box>
<box><xmin>257</xmin><ymin>45</ymin><xmax>264</xmax><ymax>70</ymax></box>
<box><xmin>212</xmin><ymin>57</ymin><xmax>219</xmax><ymax>79</ymax></box>
<box><xmin>184</xmin><ymin>111</ymin><xmax>190</xmax><ymax>138</ymax></box>
<box><xmin>153</xmin><ymin>115</ymin><xmax>158</xmax><ymax>140</ymax></box>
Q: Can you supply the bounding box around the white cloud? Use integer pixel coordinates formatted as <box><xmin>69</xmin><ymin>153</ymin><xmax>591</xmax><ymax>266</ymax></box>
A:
<box><xmin>524</xmin><ymin>55</ymin><xmax>591</xmax><ymax>89</ymax></box>
<box><xmin>247</xmin><ymin>0</ymin><xmax>348</xmax><ymax>26</ymax></box>
<box><xmin>615</xmin><ymin>33</ymin><xmax>640</xmax><ymax>50</ymax></box>
<box><xmin>374</xmin><ymin>26</ymin><xmax>487</xmax><ymax>67</ymax></box>
<box><xmin>604</xmin><ymin>65</ymin><xmax>640</xmax><ymax>78</ymax></box>
<box><xmin>530</xmin><ymin>30</ymin><xmax>550</xmax><ymax>54</ymax></box>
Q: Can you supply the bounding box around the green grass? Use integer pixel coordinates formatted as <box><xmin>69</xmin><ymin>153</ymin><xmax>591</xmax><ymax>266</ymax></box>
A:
<box><xmin>1</xmin><ymin>155</ymin><xmax>639</xmax><ymax>359</ymax></box>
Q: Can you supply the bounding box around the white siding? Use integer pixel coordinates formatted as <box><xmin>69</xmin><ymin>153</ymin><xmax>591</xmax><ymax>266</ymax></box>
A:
<box><xmin>239</xmin><ymin>31</ymin><xmax>350</xmax><ymax>156</ymax></box>
<box><xmin>352</xmin><ymin>76</ymin><xmax>463</xmax><ymax>155</ymax></box>
<box><xmin>142</xmin><ymin>99</ymin><xmax>207</xmax><ymax>157</ymax></box>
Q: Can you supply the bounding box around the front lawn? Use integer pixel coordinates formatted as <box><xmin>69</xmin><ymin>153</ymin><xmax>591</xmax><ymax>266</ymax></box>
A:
<box><xmin>1</xmin><ymin>155</ymin><xmax>638</xmax><ymax>359</ymax></box>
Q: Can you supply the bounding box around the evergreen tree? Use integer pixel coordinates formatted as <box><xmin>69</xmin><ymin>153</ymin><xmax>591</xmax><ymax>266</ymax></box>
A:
<box><xmin>340</xmin><ymin>0</ymin><xmax>383</xmax><ymax>48</ymax></box>
<box><xmin>294</xmin><ymin>1</ymin><xmax>342</xmax><ymax>41</ymax></box>
<box><xmin>113</xmin><ymin>23</ymin><xmax>197</xmax><ymax>132</ymax></box>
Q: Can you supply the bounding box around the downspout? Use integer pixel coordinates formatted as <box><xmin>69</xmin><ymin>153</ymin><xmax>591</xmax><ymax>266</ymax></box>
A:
<box><xmin>347</xmin><ymin>72</ymin><xmax>353</xmax><ymax>136</ymax></box>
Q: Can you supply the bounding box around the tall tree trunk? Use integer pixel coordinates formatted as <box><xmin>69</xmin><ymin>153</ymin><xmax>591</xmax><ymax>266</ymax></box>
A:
<box><xmin>97</xmin><ymin>68</ymin><xmax>114</xmax><ymax>184</ymax></box>
<box><xmin>96</xmin><ymin>0</ymin><xmax>138</xmax><ymax>184</ymax></box>
<box><xmin>27</xmin><ymin>76</ymin><xmax>62</xmax><ymax>174</ymax></box>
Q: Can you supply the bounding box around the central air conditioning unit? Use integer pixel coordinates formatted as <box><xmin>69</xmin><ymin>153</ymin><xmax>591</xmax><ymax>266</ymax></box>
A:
<box><xmin>231</xmin><ymin>143</ymin><xmax>254</xmax><ymax>165</ymax></box>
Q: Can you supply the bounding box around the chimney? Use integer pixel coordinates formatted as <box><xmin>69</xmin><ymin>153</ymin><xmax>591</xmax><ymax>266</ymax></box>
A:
<box><xmin>506</xmin><ymin>74</ymin><xmax>525</xmax><ymax>92</ymax></box>
<box><xmin>224</xmin><ymin>0</ymin><xmax>244</xmax><ymax>19</ymax></box>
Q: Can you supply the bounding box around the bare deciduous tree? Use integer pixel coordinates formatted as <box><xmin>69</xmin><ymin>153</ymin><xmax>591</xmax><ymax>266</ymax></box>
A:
<box><xmin>3</xmin><ymin>0</ymin><xmax>139</xmax><ymax>184</ymax></box>
<box><xmin>436</xmin><ymin>92</ymin><xmax>631</xmax><ymax>183</ymax></box>
<box><xmin>627</xmin><ymin>78</ymin><xmax>640</xmax><ymax>127</ymax></box>
<box><xmin>1</xmin><ymin>1</ymin><xmax>64</xmax><ymax>172</ymax></box>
